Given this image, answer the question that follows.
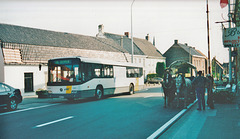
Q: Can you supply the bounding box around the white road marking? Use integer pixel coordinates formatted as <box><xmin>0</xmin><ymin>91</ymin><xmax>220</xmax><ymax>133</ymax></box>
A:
<box><xmin>147</xmin><ymin>100</ymin><xmax>197</xmax><ymax>139</ymax></box>
<box><xmin>147</xmin><ymin>110</ymin><xmax>186</xmax><ymax>139</ymax></box>
<box><xmin>35</xmin><ymin>116</ymin><xmax>74</xmax><ymax>128</ymax></box>
<box><xmin>0</xmin><ymin>104</ymin><xmax>59</xmax><ymax>116</ymax></box>
<box><xmin>144</xmin><ymin>94</ymin><xmax>162</xmax><ymax>98</ymax></box>
<box><xmin>144</xmin><ymin>95</ymin><xmax>154</xmax><ymax>98</ymax></box>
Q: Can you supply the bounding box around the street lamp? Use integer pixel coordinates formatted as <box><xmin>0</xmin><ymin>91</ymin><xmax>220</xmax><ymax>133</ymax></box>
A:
<box><xmin>206</xmin><ymin>0</ymin><xmax>211</xmax><ymax>75</ymax></box>
<box><xmin>131</xmin><ymin>0</ymin><xmax>135</xmax><ymax>63</ymax></box>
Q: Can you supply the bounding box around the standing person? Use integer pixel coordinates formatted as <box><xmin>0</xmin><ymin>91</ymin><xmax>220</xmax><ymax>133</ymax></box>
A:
<box><xmin>192</xmin><ymin>71</ymin><xmax>208</xmax><ymax>110</ymax></box>
<box><xmin>206</xmin><ymin>74</ymin><xmax>214</xmax><ymax>109</ymax></box>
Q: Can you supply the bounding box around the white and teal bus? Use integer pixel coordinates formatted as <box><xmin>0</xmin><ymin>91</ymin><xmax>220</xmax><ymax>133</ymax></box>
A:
<box><xmin>47</xmin><ymin>56</ymin><xmax>144</xmax><ymax>100</ymax></box>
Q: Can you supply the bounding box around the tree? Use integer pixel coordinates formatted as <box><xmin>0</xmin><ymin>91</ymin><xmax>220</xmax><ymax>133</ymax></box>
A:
<box><xmin>156</xmin><ymin>62</ymin><xmax>166</xmax><ymax>78</ymax></box>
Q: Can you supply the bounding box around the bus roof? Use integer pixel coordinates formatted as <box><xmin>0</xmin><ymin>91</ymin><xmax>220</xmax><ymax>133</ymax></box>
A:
<box><xmin>49</xmin><ymin>56</ymin><xmax>143</xmax><ymax>68</ymax></box>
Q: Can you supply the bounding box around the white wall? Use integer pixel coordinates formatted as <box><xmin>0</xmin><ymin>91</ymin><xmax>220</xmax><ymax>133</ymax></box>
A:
<box><xmin>4</xmin><ymin>65</ymin><xmax>48</xmax><ymax>93</ymax></box>
<box><xmin>0</xmin><ymin>47</ymin><xmax>4</xmax><ymax>82</ymax></box>
<box><xmin>145</xmin><ymin>58</ymin><xmax>166</xmax><ymax>75</ymax></box>
<box><xmin>132</xmin><ymin>56</ymin><xmax>166</xmax><ymax>79</ymax></box>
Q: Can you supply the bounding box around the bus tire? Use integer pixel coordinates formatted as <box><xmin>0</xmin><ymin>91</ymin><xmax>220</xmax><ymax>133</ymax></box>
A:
<box><xmin>129</xmin><ymin>84</ymin><xmax>134</xmax><ymax>95</ymax></box>
<box><xmin>95</xmin><ymin>87</ymin><xmax>103</xmax><ymax>99</ymax></box>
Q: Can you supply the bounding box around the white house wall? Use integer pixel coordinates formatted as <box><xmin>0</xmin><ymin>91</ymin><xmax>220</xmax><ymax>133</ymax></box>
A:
<box><xmin>133</xmin><ymin>56</ymin><xmax>166</xmax><ymax>79</ymax></box>
<box><xmin>4</xmin><ymin>65</ymin><xmax>48</xmax><ymax>94</ymax></box>
<box><xmin>3</xmin><ymin>56</ymin><xmax>166</xmax><ymax>94</ymax></box>
<box><xmin>192</xmin><ymin>57</ymin><xmax>206</xmax><ymax>74</ymax></box>
<box><xmin>145</xmin><ymin>58</ymin><xmax>165</xmax><ymax>75</ymax></box>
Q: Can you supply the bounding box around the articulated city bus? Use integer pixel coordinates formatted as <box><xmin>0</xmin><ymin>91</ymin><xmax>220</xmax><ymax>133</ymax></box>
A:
<box><xmin>47</xmin><ymin>56</ymin><xmax>144</xmax><ymax>100</ymax></box>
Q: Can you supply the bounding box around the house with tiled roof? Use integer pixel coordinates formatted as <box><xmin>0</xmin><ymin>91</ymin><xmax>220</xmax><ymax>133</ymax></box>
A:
<box><xmin>0</xmin><ymin>23</ymin><xmax>132</xmax><ymax>93</ymax></box>
<box><xmin>133</xmin><ymin>36</ymin><xmax>166</xmax><ymax>76</ymax></box>
<box><xmin>212</xmin><ymin>56</ymin><xmax>223</xmax><ymax>80</ymax></box>
<box><xmin>163</xmin><ymin>40</ymin><xmax>207</xmax><ymax>76</ymax></box>
<box><xmin>96</xmin><ymin>24</ymin><xmax>166</xmax><ymax>79</ymax></box>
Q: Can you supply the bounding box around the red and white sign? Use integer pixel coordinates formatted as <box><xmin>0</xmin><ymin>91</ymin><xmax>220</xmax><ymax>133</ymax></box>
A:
<box><xmin>220</xmin><ymin>0</ymin><xmax>228</xmax><ymax>8</ymax></box>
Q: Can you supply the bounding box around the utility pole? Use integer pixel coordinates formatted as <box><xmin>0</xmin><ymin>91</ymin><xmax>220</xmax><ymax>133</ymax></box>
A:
<box><xmin>228</xmin><ymin>0</ymin><xmax>232</xmax><ymax>83</ymax></box>
<box><xmin>206</xmin><ymin>0</ymin><xmax>211</xmax><ymax>75</ymax></box>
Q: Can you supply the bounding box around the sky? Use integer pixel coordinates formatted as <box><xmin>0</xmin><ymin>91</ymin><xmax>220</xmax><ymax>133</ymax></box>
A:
<box><xmin>0</xmin><ymin>0</ymin><xmax>230</xmax><ymax>63</ymax></box>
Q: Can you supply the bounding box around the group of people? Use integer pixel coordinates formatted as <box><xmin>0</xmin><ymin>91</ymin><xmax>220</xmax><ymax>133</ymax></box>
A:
<box><xmin>192</xmin><ymin>70</ymin><xmax>215</xmax><ymax>110</ymax></box>
<box><xmin>162</xmin><ymin>69</ymin><xmax>215</xmax><ymax>110</ymax></box>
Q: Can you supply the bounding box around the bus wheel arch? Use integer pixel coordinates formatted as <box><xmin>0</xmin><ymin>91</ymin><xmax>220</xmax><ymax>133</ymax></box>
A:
<box><xmin>95</xmin><ymin>85</ymin><xmax>104</xmax><ymax>99</ymax></box>
<box><xmin>129</xmin><ymin>83</ymin><xmax>134</xmax><ymax>95</ymax></box>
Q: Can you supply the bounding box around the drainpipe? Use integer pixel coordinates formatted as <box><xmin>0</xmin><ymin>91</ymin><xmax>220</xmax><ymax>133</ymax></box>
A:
<box><xmin>0</xmin><ymin>40</ymin><xmax>5</xmax><ymax>82</ymax></box>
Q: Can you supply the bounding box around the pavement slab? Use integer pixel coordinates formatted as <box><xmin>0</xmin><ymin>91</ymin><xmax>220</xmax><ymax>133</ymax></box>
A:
<box><xmin>159</xmin><ymin>96</ymin><xmax>240</xmax><ymax>139</ymax></box>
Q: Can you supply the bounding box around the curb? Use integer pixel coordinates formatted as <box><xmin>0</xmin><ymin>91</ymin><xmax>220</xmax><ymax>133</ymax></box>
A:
<box><xmin>23</xmin><ymin>95</ymin><xmax>38</xmax><ymax>99</ymax></box>
<box><xmin>147</xmin><ymin>99</ymin><xmax>198</xmax><ymax>139</ymax></box>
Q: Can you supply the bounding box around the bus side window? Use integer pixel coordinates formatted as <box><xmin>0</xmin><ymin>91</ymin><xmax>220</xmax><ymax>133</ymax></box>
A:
<box><xmin>86</xmin><ymin>64</ymin><xmax>93</xmax><ymax>80</ymax></box>
<box><xmin>103</xmin><ymin>65</ymin><xmax>113</xmax><ymax>78</ymax></box>
<box><xmin>110</xmin><ymin>66</ymin><xmax>113</xmax><ymax>77</ymax></box>
<box><xmin>82</xmin><ymin>63</ymin><xmax>93</xmax><ymax>82</ymax></box>
<box><xmin>93</xmin><ymin>64</ymin><xmax>103</xmax><ymax>77</ymax></box>
<box><xmin>126</xmin><ymin>67</ymin><xmax>142</xmax><ymax>78</ymax></box>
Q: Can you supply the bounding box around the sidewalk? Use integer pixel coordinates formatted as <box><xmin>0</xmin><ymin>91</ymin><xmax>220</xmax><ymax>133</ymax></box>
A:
<box><xmin>22</xmin><ymin>92</ymin><xmax>37</xmax><ymax>98</ymax></box>
<box><xmin>144</xmin><ymin>83</ymin><xmax>162</xmax><ymax>88</ymax></box>
<box><xmin>159</xmin><ymin>95</ymin><xmax>240</xmax><ymax>139</ymax></box>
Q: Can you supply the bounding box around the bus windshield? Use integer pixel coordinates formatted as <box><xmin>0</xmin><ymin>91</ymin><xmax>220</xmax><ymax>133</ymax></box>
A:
<box><xmin>48</xmin><ymin>58</ymin><xmax>81</xmax><ymax>84</ymax></box>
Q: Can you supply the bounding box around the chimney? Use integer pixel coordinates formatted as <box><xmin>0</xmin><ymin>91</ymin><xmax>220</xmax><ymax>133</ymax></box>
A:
<box><xmin>96</xmin><ymin>24</ymin><xmax>105</xmax><ymax>38</ymax></box>
<box><xmin>185</xmin><ymin>43</ymin><xmax>188</xmax><ymax>46</ymax></box>
<box><xmin>174</xmin><ymin>40</ymin><xmax>178</xmax><ymax>44</ymax></box>
<box><xmin>145</xmin><ymin>34</ymin><xmax>149</xmax><ymax>41</ymax></box>
<box><xmin>124</xmin><ymin>32</ymin><xmax>129</xmax><ymax>38</ymax></box>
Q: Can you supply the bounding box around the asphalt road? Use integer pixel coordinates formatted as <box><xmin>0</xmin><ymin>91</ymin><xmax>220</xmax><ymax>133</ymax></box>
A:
<box><xmin>0</xmin><ymin>87</ymin><xmax>181</xmax><ymax>139</ymax></box>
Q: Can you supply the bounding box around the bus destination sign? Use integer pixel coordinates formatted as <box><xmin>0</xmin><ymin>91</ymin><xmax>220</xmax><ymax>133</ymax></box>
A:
<box><xmin>54</xmin><ymin>60</ymin><xmax>72</xmax><ymax>65</ymax></box>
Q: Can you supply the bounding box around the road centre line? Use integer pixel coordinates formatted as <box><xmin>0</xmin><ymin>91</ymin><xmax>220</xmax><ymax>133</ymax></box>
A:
<box><xmin>35</xmin><ymin>116</ymin><xmax>74</xmax><ymax>128</ymax></box>
<box><xmin>0</xmin><ymin>104</ymin><xmax>59</xmax><ymax>116</ymax></box>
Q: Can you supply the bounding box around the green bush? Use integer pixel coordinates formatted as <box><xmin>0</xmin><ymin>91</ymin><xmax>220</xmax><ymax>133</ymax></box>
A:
<box><xmin>156</xmin><ymin>62</ymin><xmax>166</xmax><ymax>78</ymax></box>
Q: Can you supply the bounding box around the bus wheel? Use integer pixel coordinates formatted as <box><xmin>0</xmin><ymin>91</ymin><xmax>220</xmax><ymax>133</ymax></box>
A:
<box><xmin>129</xmin><ymin>84</ymin><xmax>134</xmax><ymax>95</ymax></box>
<box><xmin>95</xmin><ymin>87</ymin><xmax>103</xmax><ymax>99</ymax></box>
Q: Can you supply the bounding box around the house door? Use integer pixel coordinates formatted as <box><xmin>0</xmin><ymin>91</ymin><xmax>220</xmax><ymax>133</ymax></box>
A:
<box><xmin>24</xmin><ymin>73</ymin><xmax>33</xmax><ymax>92</ymax></box>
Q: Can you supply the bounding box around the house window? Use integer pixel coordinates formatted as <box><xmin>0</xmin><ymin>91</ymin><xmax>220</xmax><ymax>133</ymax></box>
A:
<box><xmin>24</xmin><ymin>73</ymin><xmax>33</xmax><ymax>92</ymax></box>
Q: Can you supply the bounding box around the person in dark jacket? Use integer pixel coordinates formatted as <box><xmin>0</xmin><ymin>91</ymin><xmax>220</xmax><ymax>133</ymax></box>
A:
<box><xmin>206</xmin><ymin>74</ymin><xmax>214</xmax><ymax>109</ymax></box>
<box><xmin>192</xmin><ymin>71</ymin><xmax>209</xmax><ymax>110</ymax></box>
